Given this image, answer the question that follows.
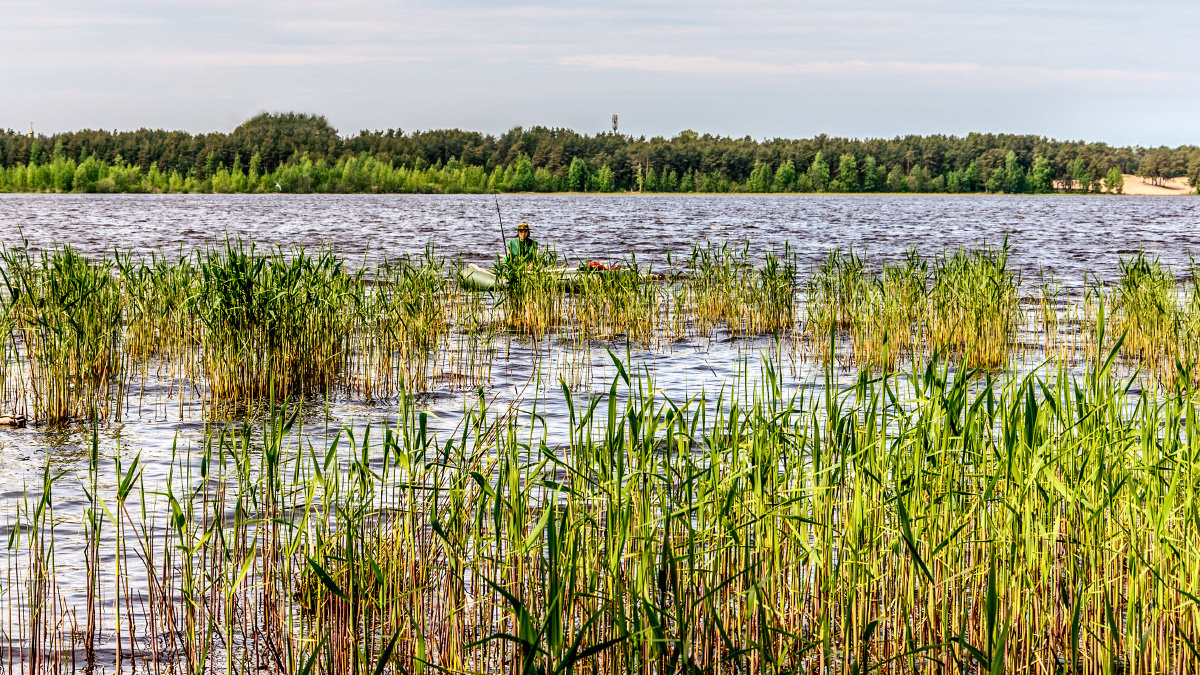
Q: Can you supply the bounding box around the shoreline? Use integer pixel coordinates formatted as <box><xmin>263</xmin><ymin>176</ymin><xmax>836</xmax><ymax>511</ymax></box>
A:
<box><xmin>0</xmin><ymin>174</ymin><xmax>1194</xmax><ymax>197</ymax></box>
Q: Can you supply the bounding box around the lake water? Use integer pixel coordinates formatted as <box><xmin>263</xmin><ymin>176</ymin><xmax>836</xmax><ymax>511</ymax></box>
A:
<box><xmin>3</xmin><ymin>193</ymin><xmax>1197</xmax><ymax>285</ymax></box>
<box><xmin>0</xmin><ymin>193</ymin><xmax>1196</xmax><ymax>670</ymax></box>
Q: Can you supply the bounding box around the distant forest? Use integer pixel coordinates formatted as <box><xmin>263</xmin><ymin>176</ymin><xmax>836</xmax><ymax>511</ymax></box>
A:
<box><xmin>1</xmin><ymin>112</ymin><xmax>1197</xmax><ymax>194</ymax></box>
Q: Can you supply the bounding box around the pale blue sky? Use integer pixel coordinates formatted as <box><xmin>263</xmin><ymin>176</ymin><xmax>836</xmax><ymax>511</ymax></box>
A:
<box><xmin>3</xmin><ymin>1</ymin><xmax>1198</xmax><ymax>145</ymax></box>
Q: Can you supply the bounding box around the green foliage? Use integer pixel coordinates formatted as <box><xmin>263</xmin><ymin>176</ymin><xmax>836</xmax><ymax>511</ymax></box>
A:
<box><xmin>986</xmin><ymin>166</ymin><xmax>1005</xmax><ymax>193</ymax></box>
<box><xmin>1030</xmin><ymin>156</ymin><xmax>1054</xmax><ymax>193</ymax></box>
<box><xmin>3</xmin><ymin>114</ymin><xmax>1198</xmax><ymax>194</ymax></box>
<box><xmin>862</xmin><ymin>156</ymin><xmax>881</xmax><ymax>191</ymax></box>
<box><xmin>592</xmin><ymin>164</ymin><xmax>615</xmax><ymax>192</ymax></box>
<box><xmin>1004</xmin><ymin>150</ymin><xmax>1026</xmax><ymax>194</ymax></box>
<box><xmin>566</xmin><ymin>157</ymin><xmax>587</xmax><ymax>191</ymax></box>
<box><xmin>509</xmin><ymin>154</ymin><xmax>535</xmax><ymax>191</ymax></box>
<box><xmin>837</xmin><ymin>153</ymin><xmax>859</xmax><ymax>192</ymax></box>
<box><xmin>1068</xmin><ymin>157</ymin><xmax>1090</xmax><ymax>192</ymax></box>
<box><xmin>1106</xmin><ymin>166</ymin><xmax>1124</xmax><ymax>194</ymax></box>
<box><xmin>963</xmin><ymin>161</ymin><xmax>979</xmax><ymax>191</ymax></box>
<box><xmin>644</xmin><ymin>166</ymin><xmax>660</xmax><ymax>192</ymax></box>
<box><xmin>747</xmin><ymin>160</ymin><xmax>772</xmax><ymax>192</ymax></box>
<box><xmin>772</xmin><ymin>159</ymin><xmax>796</xmax><ymax>191</ymax></box>
<box><xmin>808</xmin><ymin>151</ymin><xmax>831</xmax><ymax>191</ymax></box>
<box><xmin>230</xmin><ymin>112</ymin><xmax>340</xmax><ymax>173</ymax></box>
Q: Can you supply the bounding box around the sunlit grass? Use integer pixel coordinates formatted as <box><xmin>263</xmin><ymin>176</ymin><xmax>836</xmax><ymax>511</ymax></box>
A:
<box><xmin>8</xmin><ymin>341</ymin><xmax>1200</xmax><ymax>673</ymax></box>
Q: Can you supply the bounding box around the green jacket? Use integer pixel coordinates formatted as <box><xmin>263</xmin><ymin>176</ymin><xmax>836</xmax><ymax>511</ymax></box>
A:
<box><xmin>506</xmin><ymin>237</ymin><xmax>537</xmax><ymax>263</ymax></box>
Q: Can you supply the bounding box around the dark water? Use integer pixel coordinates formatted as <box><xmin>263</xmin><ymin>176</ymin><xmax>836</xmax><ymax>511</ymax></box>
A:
<box><xmin>0</xmin><ymin>193</ymin><xmax>1196</xmax><ymax>666</ymax></box>
<box><xmin>2</xmin><ymin>193</ymin><xmax>1197</xmax><ymax>285</ymax></box>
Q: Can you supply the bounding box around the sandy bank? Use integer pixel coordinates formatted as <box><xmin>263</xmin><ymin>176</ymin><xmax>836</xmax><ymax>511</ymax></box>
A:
<box><xmin>1118</xmin><ymin>174</ymin><xmax>1193</xmax><ymax>195</ymax></box>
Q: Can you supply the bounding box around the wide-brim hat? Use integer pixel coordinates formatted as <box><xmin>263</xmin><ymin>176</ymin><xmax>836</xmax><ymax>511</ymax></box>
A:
<box><xmin>517</xmin><ymin>222</ymin><xmax>531</xmax><ymax>232</ymax></box>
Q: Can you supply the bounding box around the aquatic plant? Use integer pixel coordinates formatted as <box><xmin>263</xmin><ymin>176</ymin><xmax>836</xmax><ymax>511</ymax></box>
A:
<box><xmin>927</xmin><ymin>242</ymin><xmax>1020</xmax><ymax>368</ymax></box>
<box><xmin>851</xmin><ymin>250</ymin><xmax>928</xmax><ymax>370</ymax></box>
<box><xmin>5</xmin><ymin>341</ymin><xmax>1200</xmax><ymax>672</ymax></box>
<box><xmin>1111</xmin><ymin>252</ymin><xmax>1178</xmax><ymax>369</ymax></box>
<box><xmin>351</xmin><ymin>249</ymin><xmax>450</xmax><ymax>396</ymax></box>
<box><xmin>191</xmin><ymin>241</ymin><xmax>362</xmax><ymax>406</ymax></box>
<box><xmin>805</xmin><ymin>247</ymin><xmax>870</xmax><ymax>346</ymax></box>
<box><xmin>0</xmin><ymin>244</ymin><xmax>123</xmax><ymax>422</ymax></box>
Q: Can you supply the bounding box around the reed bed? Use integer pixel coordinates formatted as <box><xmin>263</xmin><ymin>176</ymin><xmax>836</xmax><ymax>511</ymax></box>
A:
<box><xmin>852</xmin><ymin>250</ymin><xmax>928</xmax><ymax>370</ymax></box>
<box><xmin>803</xmin><ymin>245</ymin><xmax>1019</xmax><ymax>370</ymax></box>
<box><xmin>0</xmin><ymin>245</ymin><xmax>124</xmax><ymax>422</ymax></box>
<box><xmin>7</xmin><ymin>239</ymin><xmax>1200</xmax><ymax>674</ymax></box>
<box><xmin>350</xmin><ymin>249</ymin><xmax>451</xmax><ymax>397</ymax></box>
<box><xmin>673</xmin><ymin>243</ymin><xmax>799</xmax><ymax>339</ymax></box>
<box><xmin>569</xmin><ymin>264</ymin><xmax>660</xmax><ymax>343</ymax></box>
<box><xmin>1107</xmin><ymin>253</ymin><xmax>1180</xmax><ymax>379</ymax></box>
<box><xmin>926</xmin><ymin>243</ymin><xmax>1021</xmax><ymax>368</ymax></box>
<box><xmin>805</xmin><ymin>247</ymin><xmax>871</xmax><ymax>342</ymax></box>
<box><xmin>0</xmin><ymin>239</ymin><xmax>1189</xmax><ymax>427</ymax></box>
<box><xmin>499</xmin><ymin>251</ymin><xmax>571</xmax><ymax>337</ymax></box>
<box><xmin>6</xmin><ymin>343</ymin><xmax>1200</xmax><ymax>674</ymax></box>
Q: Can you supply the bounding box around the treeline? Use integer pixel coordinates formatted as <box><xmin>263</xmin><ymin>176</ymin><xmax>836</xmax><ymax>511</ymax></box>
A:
<box><xmin>1</xmin><ymin>112</ymin><xmax>1198</xmax><ymax>194</ymax></box>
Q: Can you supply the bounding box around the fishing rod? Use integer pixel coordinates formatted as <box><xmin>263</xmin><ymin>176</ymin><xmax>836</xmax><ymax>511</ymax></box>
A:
<box><xmin>493</xmin><ymin>196</ymin><xmax>508</xmax><ymax>256</ymax></box>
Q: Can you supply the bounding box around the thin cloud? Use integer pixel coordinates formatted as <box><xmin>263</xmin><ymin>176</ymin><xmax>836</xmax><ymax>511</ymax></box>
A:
<box><xmin>559</xmin><ymin>53</ymin><xmax>1179</xmax><ymax>83</ymax></box>
<box><xmin>559</xmin><ymin>54</ymin><xmax>977</xmax><ymax>76</ymax></box>
<box><xmin>20</xmin><ymin>46</ymin><xmax>425</xmax><ymax>71</ymax></box>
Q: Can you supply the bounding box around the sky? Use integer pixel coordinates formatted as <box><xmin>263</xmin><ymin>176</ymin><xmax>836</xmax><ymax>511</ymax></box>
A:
<box><xmin>3</xmin><ymin>0</ymin><xmax>1198</xmax><ymax>146</ymax></box>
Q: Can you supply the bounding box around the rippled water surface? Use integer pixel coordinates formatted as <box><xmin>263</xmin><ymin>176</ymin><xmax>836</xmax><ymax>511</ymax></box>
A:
<box><xmin>0</xmin><ymin>193</ymin><xmax>1196</xmax><ymax>667</ymax></box>
<box><xmin>3</xmin><ymin>193</ymin><xmax>1197</xmax><ymax>284</ymax></box>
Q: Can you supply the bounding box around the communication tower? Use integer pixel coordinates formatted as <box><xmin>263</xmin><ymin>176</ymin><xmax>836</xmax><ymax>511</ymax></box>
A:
<box><xmin>611</xmin><ymin>114</ymin><xmax>618</xmax><ymax>134</ymax></box>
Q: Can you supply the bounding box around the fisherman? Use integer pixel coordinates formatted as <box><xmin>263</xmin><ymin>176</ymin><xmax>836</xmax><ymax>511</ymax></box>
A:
<box><xmin>505</xmin><ymin>221</ymin><xmax>537</xmax><ymax>264</ymax></box>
